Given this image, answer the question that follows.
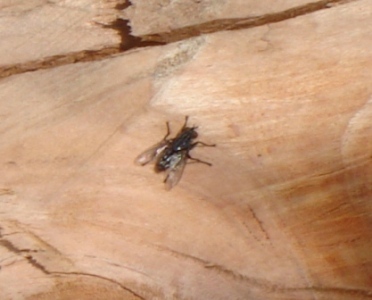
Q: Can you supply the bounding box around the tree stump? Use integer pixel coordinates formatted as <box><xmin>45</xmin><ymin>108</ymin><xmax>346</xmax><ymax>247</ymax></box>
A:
<box><xmin>0</xmin><ymin>0</ymin><xmax>371</xmax><ymax>299</ymax></box>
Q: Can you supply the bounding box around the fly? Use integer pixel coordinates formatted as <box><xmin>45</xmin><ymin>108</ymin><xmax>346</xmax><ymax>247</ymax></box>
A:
<box><xmin>135</xmin><ymin>116</ymin><xmax>215</xmax><ymax>190</ymax></box>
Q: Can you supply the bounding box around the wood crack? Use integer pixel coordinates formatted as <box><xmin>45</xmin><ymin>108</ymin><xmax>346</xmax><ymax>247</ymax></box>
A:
<box><xmin>0</xmin><ymin>0</ymin><xmax>356</xmax><ymax>79</ymax></box>
<box><xmin>0</xmin><ymin>229</ymin><xmax>145</xmax><ymax>299</ymax></box>
<box><xmin>139</xmin><ymin>0</ymin><xmax>355</xmax><ymax>43</ymax></box>
<box><xmin>247</xmin><ymin>205</ymin><xmax>271</xmax><ymax>241</ymax></box>
<box><xmin>155</xmin><ymin>245</ymin><xmax>372</xmax><ymax>298</ymax></box>
<box><xmin>0</xmin><ymin>239</ymin><xmax>22</xmax><ymax>254</ymax></box>
<box><xmin>25</xmin><ymin>254</ymin><xmax>50</xmax><ymax>275</ymax></box>
<box><xmin>0</xmin><ymin>237</ymin><xmax>145</xmax><ymax>300</ymax></box>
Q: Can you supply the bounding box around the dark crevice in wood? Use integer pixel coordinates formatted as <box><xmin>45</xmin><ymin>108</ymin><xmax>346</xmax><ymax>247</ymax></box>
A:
<box><xmin>0</xmin><ymin>239</ymin><xmax>22</xmax><ymax>254</ymax></box>
<box><xmin>25</xmin><ymin>255</ymin><xmax>50</xmax><ymax>274</ymax></box>
<box><xmin>139</xmin><ymin>0</ymin><xmax>355</xmax><ymax>43</ymax></box>
<box><xmin>0</xmin><ymin>0</ymin><xmax>356</xmax><ymax>79</ymax></box>
<box><xmin>0</xmin><ymin>47</ymin><xmax>120</xmax><ymax>80</ymax></box>
<box><xmin>103</xmin><ymin>19</ymin><xmax>166</xmax><ymax>51</ymax></box>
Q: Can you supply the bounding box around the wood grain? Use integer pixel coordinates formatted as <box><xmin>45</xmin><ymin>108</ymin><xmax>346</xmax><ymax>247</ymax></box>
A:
<box><xmin>0</xmin><ymin>0</ymin><xmax>371</xmax><ymax>299</ymax></box>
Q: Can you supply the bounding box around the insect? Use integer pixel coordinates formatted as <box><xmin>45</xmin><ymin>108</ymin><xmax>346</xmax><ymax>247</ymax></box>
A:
<box><xmin>135</xmin><ymin>116</ymin><xmax>215</xmax><ymax>190</ymax></box>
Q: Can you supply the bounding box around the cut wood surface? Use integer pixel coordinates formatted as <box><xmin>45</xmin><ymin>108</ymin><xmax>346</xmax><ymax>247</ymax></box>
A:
<box><xmin>0</xmin><ymin>0</ymin><xmax>121</xmax><ymax>65</ymax></box>
<box><xmin>123</xmin><ymin>0</ymin><xmax>313</xmax><ymax>35</ymax></box>
<box><xmin>1</xmin><ymin>0</ymin><xmax>372</xmax><ymax>299</ymax></box>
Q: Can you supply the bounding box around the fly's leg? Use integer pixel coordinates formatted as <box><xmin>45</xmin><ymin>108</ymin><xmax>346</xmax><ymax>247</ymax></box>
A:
<box><xmin>181</xmin><ymin>116</ymin><xmax>189</xmax><ymax>130</ymax></box>
<box><xmin>192</xmin><ymin>141</ymin><xmax>216</xmax><ymax>148</ymax></box>
<box><xmin>187</xmin><ymin>141</ymin><xmax>215</xmax><ymax>165</ymax></box>
<box><xmin>163</xmin><ymin>121</ymin><xmax>171</xmax><ymax>140</ymax></box>
<box><xmin>186</xmin><ymin>153</ymin><xmax>212</xmax><ymax>166</ymax></box>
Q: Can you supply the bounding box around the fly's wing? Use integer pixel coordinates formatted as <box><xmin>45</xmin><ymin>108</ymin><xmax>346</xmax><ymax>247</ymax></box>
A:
<box><xmin>135</xmin><ymin>140</ymin><xmax>169</xmax><ymax>166</ymax></box>
<box><xmin>164</xmin><ymin>151</ymin><xmax>187</xmax><ymax>190</ymax></box>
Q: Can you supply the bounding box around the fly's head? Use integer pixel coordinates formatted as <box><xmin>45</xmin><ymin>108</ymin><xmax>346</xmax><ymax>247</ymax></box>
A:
<box><xmin>189</xmin><ymin>127</ymin><xmax>198</xmax><ymax>139</ymax></box>
<box><xmin>181</xmin><ymin>126</ymin><xmax>198</xmax><ymax>139</ymax></box>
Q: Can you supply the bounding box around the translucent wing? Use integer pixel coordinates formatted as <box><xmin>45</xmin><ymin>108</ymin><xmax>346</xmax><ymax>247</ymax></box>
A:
<box><xmin>135</xmin><ymin>140</ymin><xmax>169</xmax><ymax>166</ymax></box>
<box><xmin>164</xmin><ymin>151</ymin><xmax>187</xmax><ymax>190</ymax></box>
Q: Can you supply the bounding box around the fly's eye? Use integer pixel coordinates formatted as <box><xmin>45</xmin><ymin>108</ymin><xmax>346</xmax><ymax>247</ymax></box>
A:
<box><xmin>192</xmin><ymin>130</ymin><xmax>198</xmax><ymax>138</ymax></box>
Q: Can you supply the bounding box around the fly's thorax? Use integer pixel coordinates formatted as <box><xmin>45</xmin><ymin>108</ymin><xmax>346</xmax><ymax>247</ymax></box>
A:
<box><xmin>172</xmin><ymin>127</ymin><xmax>198</xmax><ymax>151</ymax></box>
<box><xmin>154</xmin><ymin>148</ymin><xmax>186</xmax><ymax>173</ymax></box>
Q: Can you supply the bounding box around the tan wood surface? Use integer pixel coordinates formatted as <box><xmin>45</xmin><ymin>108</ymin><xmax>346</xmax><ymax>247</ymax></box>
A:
<box><xmin>0</xmin><ymin>0</ymin><xmax>371</xmax><ymax>299</ymax></box>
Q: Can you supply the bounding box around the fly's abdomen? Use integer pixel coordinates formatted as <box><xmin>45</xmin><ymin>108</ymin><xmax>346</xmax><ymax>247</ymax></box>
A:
<box><xmin>154</xmin><ymin>149</ymin><xmax>172</xmax><ymax>172</ymax></box>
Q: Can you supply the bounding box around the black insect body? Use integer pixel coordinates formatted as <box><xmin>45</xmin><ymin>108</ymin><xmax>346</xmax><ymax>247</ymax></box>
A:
<box><xmin>135</xmin><ymin>116</ymin><xmax>215</xmax><ymax>190</ymax></box>
<box><xmin>155</xmin><ymin>122</ymin><xmax>199</xmax><ymax>172</ymax></box>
